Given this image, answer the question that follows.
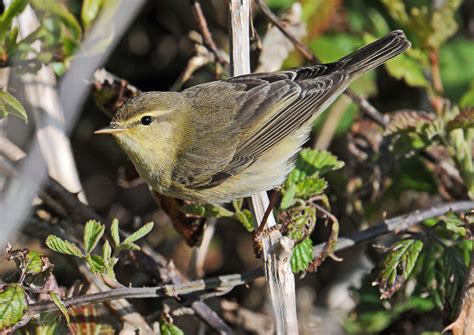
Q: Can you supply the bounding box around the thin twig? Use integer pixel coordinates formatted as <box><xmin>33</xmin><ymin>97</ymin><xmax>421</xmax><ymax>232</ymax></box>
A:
<box><xmin>28</xmin><ymin>268</ymin><xmax>262</xmax><ymax>315</ymax></box>
<box><xmin>191</xmin><ymin>0</ymin><xmax>227</xmax><ymax>65</ymax></box>
<box><xmin>256</xmin><ymin>0</ymin><xmax>315</xmax><ymax>62</ymax></box>
<box><xmin>314</xmin><ymin>200</ymin><xmax>474</xmax><ymax>255</ymax></box>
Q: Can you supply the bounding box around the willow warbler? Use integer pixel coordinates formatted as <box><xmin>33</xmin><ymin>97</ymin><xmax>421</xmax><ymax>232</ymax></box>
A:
<box><xmin>96</xmin><ymin>30</ymin><xmax>410</xmax><ymax>203</ymax></box>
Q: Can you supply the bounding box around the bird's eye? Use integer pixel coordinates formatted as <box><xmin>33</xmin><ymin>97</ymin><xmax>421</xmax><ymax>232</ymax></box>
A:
<box><xmin>141</xmin><ymin>115</ymin><xmax>153</xmax><ymax>126</ymax></box>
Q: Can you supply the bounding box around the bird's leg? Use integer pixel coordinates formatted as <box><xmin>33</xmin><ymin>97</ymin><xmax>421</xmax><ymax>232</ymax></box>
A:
<box><xmin>256</xmin><ymin>189</ymin><xmax>280</xmax><ymax>234</ymax></box>
<box><xmin>252</xmin><ymin>189</ymin><xmax>280</xmax><ymax>257</ymax></box>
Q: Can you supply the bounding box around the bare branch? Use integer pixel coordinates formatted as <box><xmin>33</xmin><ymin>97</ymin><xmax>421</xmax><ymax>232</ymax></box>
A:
<box><xmin>28</xmin><ymin>268</ymin><xmax>261</xmax><ymax>315</ymax></box>
<box><xmin>315</xmin><ymin>200</ymin><xmax>474</xmax><ymax>255</ymax></box>
<box><xmin>191</xmin><ymin>0</ymin><xmax>227</xmax><ymax>65</ymax></box>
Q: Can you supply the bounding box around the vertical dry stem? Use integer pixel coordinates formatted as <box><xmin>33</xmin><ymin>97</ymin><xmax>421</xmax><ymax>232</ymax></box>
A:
<box><xmin>16</xmin><ymin>6</ymin><xmax>85</xmax><ymax>198</ymax></box>
<box><xmin>229</xmin><ymin>1</ymin><xmax>298</xmax><ymax>333</ymax></box>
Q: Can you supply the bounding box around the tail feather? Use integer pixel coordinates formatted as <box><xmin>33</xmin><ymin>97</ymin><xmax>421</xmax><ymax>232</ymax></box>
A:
<box><xmin>338</xmin><ymin>30</ymin><xmax>411</xmax><ymax>76</ymax></box>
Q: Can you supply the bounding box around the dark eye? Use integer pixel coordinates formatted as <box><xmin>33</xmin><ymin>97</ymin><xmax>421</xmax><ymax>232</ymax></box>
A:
<box><xmin>141</xmin><ymin>115</ymin><xmax>153</xmax><ymax>126</ymax></box>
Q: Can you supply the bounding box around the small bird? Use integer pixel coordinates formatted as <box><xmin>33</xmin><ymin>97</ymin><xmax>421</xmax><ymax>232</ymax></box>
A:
<box><xmin>96</xmin><ymin>30</ymin><xmax>410</xmax><ymax>203</ymax></box>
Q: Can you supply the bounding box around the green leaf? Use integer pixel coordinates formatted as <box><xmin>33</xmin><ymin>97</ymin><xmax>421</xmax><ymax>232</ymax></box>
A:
<box><xmin>160</xmin><ymin>321</ymin><xmax>184</xmax><ymax>335</ymax></box>
<box><xmin>374</xmin><ymin>239</ymin><xmax>423</xmax><ymax>299</ymax></box>
<box><xmin>110</xmin><ymin>218</ymin><xmax>120</xmax><ymax>246</ymax></box>
<box><xmin>285</xmin><ymin>206</ymin><xmax>317</xmax><ymax>242</ymax></box>
<box><xmin>30</xmin><ymin>0</ymin><xmax>82</xmax><ymax>42</ymax></box>
<box><xmin>119</xmin><ymin>242</ymin><xmax>140</xmax><ymax>251</ymax></box>
<box><xmin>0</xmin><ymin>91</ymin><xmax>27</xmax><ymax>122</ymax></box>
<box><xmin>384</xmin><ymin>51</ymin><xmax>428</xmax><ymax>88</ymax></box>
<box><xmin>290</xmin><ymin>238</ymin><xmax>313</xmax><ymax>273</ymax></box>
<box><xmin>459</xmin><ymin>81</ymin><xmax>474</xmax><ymax>108</ymax></box>
<box><xmin>295</xmin><ymin>175</ymin><xmax>327</xmax><ymax>199</ymax></box>
<box><xmin>180</xmin><ymin>203</ymin><xmax>234</xmax><ymax>219</ymax></box>
<box><xmin>81</xmin><ymin>0</ymin><xmax>104</xmax><ymax>30</ymax></box>
<box><xmin>46</xmin><ymin>235</ymin><xmax>83</xmax><ymax>257</ymax></box>
<box><xmin>123</xmin><ymin>222</ymin><xmax>154</xmax><ymax>244</ymax></box>
<box><xmin>102</xmin><ymin>240</ymin><xmax>112</xmax><ymax>261</ymax></box>
<box><xmin>0</xmin><ymin>284</ymin><xmax>28</xmax><ymax>332</ymax></box>
<box><xmin>0</xmin><ymin>0</ymin><xmax>28</xmax><ymax>40</ymax></box>
<box><xmin>442</xmin><ymin>212</ymin><xmax>468</xmax><ymax>237</ymax></box>
<box><xmin>440</xmin><ymin>38</ymin><xmax>474</xmax><ymax>101</ymax></box>
<box><xmin>102</xmin><ymin>241</ymin><xmax>117</xmax><ymax>279</ymax></box>
<box><xmin>426</xmin><ymin>0</ymin><xmax>462</xmax><ymax>50</ymax></box>
<box><xmin>287</xmin><ymin>148</ymin><xmax>344</xmax><ymax>185</ymax></box>
<box><xmin>85</xmin><ymin>254</ymin><xmax>105</xmax><ymax>273</ymax></box>
<box><xmin>234</xmin><ymin>209</ymin><xmax>255</xmax><ymax>232</ymax></box>
<box><xmin>280</xmin><ymin>183</ymin><xmax>296</xmax><ymax>210</ymax></box>
<box><xmin>49</xmin><ymin>292</ymin><xmax>70</xmax><ymax>325</ymax></box>
<box><xmin>83</xmin><ymin>220</ymin><xmax>105</xmax><ymax>255</ymax></box>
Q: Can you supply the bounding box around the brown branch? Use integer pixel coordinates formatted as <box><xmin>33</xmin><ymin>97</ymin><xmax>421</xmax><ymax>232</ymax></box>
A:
<box><xmin>255</xmin><ymin>0</ymin><xmax>389</xmax><ymax>128</ymax></box>
<box><xmin>28</xmin><ymin>268</ymin><xmax>262</xmax><ymax>315</ymax></box>
<box><xmin>191</xmin><ymin>0</ymin><xmax>227</xmax><ymax>65</ymax></box>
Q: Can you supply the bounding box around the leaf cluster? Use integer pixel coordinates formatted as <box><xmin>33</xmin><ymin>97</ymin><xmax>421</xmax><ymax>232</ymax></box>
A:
<box><xmin>46</xmin><ymin>219</ymin><xmax>154</xmax><ymax>279</ymax></box>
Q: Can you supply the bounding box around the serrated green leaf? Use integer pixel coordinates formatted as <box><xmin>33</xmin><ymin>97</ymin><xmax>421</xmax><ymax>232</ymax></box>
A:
<box><xmin>295</xmin><ymin>175</ymin><xmax>327</xmax><ymax>199</ymax></box>
<box><xmin>285</xmin><ymin>206</ymin><xmax>317</xmax><ymax>242</ymax></box>
<box><xmin>0</xmin><ymin>91</ymin><xmax>27</xmax><ymax>122</ymax></box>
<box><xmin>110</xmin><ymin>218</ymin><xmax>120</xmax><ymax>246</ymax></box>
<box><xmin>0</xmin><ymin>284</ymin><xmax>28</xmax><ymax>332</ymax></box>
<box><xmin>83</xmin><ymin>220</ymin><xmax>105</xmax><ymax>255</ymax></box>
<box><xmin>85</xmin><ymin>254</ymin><xmax>105</xmax><ymax>273</ymax></box>
<box><xmin>427</xmin><ymin>0</ymin><xmax>462</xmax><ymax>50</ymax></box>
<box><xmin>161</xmin><ymin>321</ymin><xmax>184</xmax><ymax>335</ymax></box>
<box><xmin>291</xmin><ymin>238</ymin><xmax>313</xmax><ymax>273</ymax></box>
<box><xmin>287</xmin><ymin>149</ymin><xmax>344</xmax><ymax>185</ymax></box>
<box><xmin>46</xmin><ymin>235</ymin><xmax>83</xmax><ymax>257</ymax></box>
<box><xmin>81</xmin><ymin>0</ymin><xmax>104</xmax><ymax>30</ymax></box>
<box><xmin>375</xmin><ymin>239</ymin><xmax>423</xmax><ymax>299</ymax></box>
<box><xmin>49</xmin><ymin>292</ymin><xmax>70</xmax><ymax>325</ymax></box>
<box><xmin>123</xmin><ymin>222</ymin><xmax>154</xmax><ymax>244</ymax></box>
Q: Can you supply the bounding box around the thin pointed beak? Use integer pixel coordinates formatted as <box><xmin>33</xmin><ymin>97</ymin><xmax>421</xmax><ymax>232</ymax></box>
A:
<box><xmin>94</xmin><ymin>127</ymin><xmax>126</xmax><ymax>135</ymax></box>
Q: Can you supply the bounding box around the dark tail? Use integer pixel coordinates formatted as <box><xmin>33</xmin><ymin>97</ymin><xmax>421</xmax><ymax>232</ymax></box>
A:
<box><xmin>339</xmin><ymin>30</ymin><xmax>410</xmax><ymax>77</ymax></box>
